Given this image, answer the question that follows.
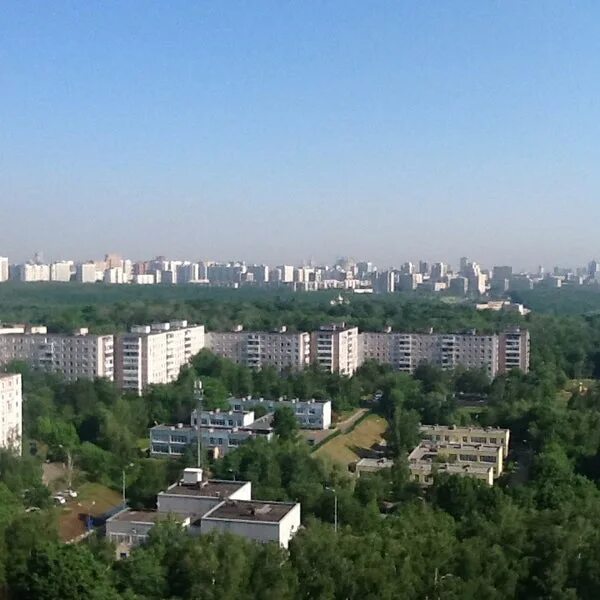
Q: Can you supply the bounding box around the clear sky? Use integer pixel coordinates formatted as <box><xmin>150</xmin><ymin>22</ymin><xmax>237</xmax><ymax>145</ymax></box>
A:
<box><xmin>2</xmin><ymin>2</ymin><xmax>600</xmax><ymax>270</ymax></box>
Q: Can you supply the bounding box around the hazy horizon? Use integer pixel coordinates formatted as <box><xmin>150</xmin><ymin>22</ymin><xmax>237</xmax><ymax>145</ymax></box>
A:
<box><xmin>2</xmin><ymin>3</ymin><xmax>600</xmax><ymax>269</ymax></box>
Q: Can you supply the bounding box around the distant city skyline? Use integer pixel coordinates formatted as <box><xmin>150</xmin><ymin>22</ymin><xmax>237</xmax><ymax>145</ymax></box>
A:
<box><xmin>3</xmin><ymin>247</ymin><xmax>600</xmax><ymax>274</ymax></box>
<box><xmin>3</xmin><ymin>3</ymin><xmax>600</xmax><ymax>270</ymax></box>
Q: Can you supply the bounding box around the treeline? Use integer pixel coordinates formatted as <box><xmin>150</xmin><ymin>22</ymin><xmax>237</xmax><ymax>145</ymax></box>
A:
<box><xmin>0</xmin><ymin>282</ymin><xmax>521</xmax><ymax>333</ymax></box>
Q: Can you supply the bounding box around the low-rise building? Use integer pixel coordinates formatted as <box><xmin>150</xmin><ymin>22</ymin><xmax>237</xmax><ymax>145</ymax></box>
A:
<box><xmin>149</xmin><ymin>422</ymin><xmax>272</xmax><ymax>458</ymax></box>
<box><xmin>106</xmin><ymin>510</ymin><xmax>190</xmax><ymax>559</ymax></box>
<box><xmin>107</xmin><ymin>468</ymin><xmax>301</xmax><ymax>554</ymax></box>
<box><xmin>157</xmin><ymin>468</ymin><xmax>252</xmax><ymax>517</ymax></box>
<box><xmin>228</xmin><ymin>397</ymin><xmax>332</xmax><ymax>430</ymax></box>
<box><xmin>410</xmin><ymin>461</ymin><xmax>494</xmax><ymax>486</ymax></box>
<box><xmin>193</xmin><ymin>409</ymin><xmax>256</xmax><ymax>429</ymax></box>
<box><xmin>420</xmin><ymin>425</ymin><xmax>510</xmax><ymax>458</ymax></box>
<box><xmin>409</xmin><ymin>441</ymin><xmax>504</xmax><ymax>479</ymax></box>
<box><xmin>200</xmin><ymin>499</ymin><xmax>301</xmax><ymax>549</ymax></box>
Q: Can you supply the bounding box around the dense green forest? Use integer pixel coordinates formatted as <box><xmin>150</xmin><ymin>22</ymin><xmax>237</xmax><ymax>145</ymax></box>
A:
<box><xmin>3</xmin><ymin>287</ymin><xmax>600</xmax><ymax>598</ymax></box>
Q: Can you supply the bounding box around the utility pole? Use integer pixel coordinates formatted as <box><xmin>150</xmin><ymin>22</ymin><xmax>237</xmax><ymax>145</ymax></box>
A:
<box><xmin>194</xmin><ymin>380</ymin><xmax>204</xmax><ymax>469</ymax></box>
<box><xmin>326</xmin><ymin>486</ymin><xmax>338</xmax><ymax>533</ymax></box>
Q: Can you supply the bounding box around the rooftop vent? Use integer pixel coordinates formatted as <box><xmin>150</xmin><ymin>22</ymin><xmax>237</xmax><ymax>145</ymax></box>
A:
<box><xmin>182</xmin><ymin>468</ymin><xmax>203</xmax><ymax>485</ymax></box>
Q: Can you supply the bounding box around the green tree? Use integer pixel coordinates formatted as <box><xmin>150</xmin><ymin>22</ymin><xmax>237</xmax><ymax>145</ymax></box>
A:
<box><xmin>10</xmin><ymin>542</ymin><xmax>119</xmax><ymax>600</ymax></box>
<box><xmin>273</xmin><ymin>407</ymin><xmax>299</xmax><ymax>441</ymax></box>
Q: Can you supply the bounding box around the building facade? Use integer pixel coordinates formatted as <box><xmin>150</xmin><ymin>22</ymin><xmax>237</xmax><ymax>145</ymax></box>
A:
<box><xmin>115</xmin><ymin>321</ymin><xmax>205</xmax><ymax>394</ymax></box>
<box><xmin>499</xmin><ymin>328</ymin><xmax>530</xmax><ymax>373</ymax></box>
<box><xmin>228</xmin><ymin>397</ymin><xmax>332</xmax><ymax>430</ymax></box>
<box><xmin>360</xmin><ymin>329</ymin><xmax>530</xmax><ymax>377</ymax></box>
<box><xmin>0</xmin><ymin>373</ymin><xmax>22</xmax><ymax>455</ymax></box>
<box><xmin>206</xmin><ymin>329</ymin><xmax>311</xmax><ymax>371</ymax></box>
<box><xmin>0</xmin><ymin>327</ymin><xmax>114</xmax><ymax>381</ymax></box>
<box><xmin>420</xmin><ymin>424</ymin><xmax>510</xmax><ymax>458</ymax></box>
<box><xmin>310</xmin><ymin>324</ymin><xmax>359</xmax><ymax>376</ymax></box>
<box><xmin>0</xmin><ymin>257</ymin><xmax>9</xmax><ymax>282</ymax></box>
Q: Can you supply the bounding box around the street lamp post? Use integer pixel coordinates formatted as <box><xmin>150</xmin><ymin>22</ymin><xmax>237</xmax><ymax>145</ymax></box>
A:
<box><xmin>58</xmin><ymin>444</ymin><xmax>73</xmax><ymax>490</ymax></box>
<box><xmin>122</xmin><ymin>463</ymin><xmax>134</xmax><ymax>505</ymax></box>
<box><xmin>325</xmin><ymin>486</ymin><xmax>338</xmax><ymax>533</ymax></box>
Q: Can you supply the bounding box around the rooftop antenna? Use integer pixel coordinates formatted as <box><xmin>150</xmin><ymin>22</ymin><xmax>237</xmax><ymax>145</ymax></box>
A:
<box><xmin>194</xmin><ymin>379</ymin><xmax>204</xmax><ymax>469</ymax></box>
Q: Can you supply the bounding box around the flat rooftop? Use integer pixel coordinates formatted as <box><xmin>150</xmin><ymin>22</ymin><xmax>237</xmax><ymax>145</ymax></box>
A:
<box><xmin>110</xmin><ymin>510</ymin><xmax>177</xmax><ymax>523</ymax></box>
<box><xmin>162</xmin><ymin>479</ymin><xmax>247</xmax><ymax>498</ymax></box>
<box><xmin>409</xmin><ymin>442</ymin><xmax>501</xmax><ymax>462</ymax></box>
<box><xmin>230</xmin><ymin>396</ymin><xmax>331</xmax><ymax>405</ymax></box>
<box><xmin>420</xmin><ymin>424</ymin><xmax>509</xmax><ymax>434</ymax></box>
<box><xmin>203</xmin><ymin>500</ymin><xmax>297</xmax><ymax>523</ymax></box>
<box><xmin>356</xmin><ymin>458</ymin><xmax>394</xmax><ymax>468</ymax></box>
<box><xmin>0</xmin><ymin>373</ymin><xmax>20</xmax><ymax>380</ymax></box>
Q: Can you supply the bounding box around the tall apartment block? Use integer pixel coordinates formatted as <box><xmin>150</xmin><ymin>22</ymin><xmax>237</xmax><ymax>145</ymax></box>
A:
<box><xmin>205</xmin><ymin>328</ymin><xmax>311</xmax><ymax>372</ymax></box>
<box><xmin>499</xmin><ymin>328</ymin><xmax>530</xmax><ymax>373</ymax></box>
<box><xmin>0</xmin><ymin>326</ymin><xmax>114</xmax><ymax>381</ymax></box>
<box><xmin>360</xmin><ymin>328</ymin><xmax>529</xmax><ymax>377</ymax></box>
<box><xmin>310</xmin><ymin>324</ymin><xmax>360</xmax><ymax>376</ymax></box>
<box><xmin>115</xmin><ymin>321</ymin><xmax>205</xmax><ymax>394</ymax></box>
<box><xmin>0</xmin><ymin>257</ymin><xmax>8</xmax><ymax>282</ymax></box>
<box><xmin>0</xmin><ymin>373</ymin><xmax>23</xmax><ymax>455</ymax></box>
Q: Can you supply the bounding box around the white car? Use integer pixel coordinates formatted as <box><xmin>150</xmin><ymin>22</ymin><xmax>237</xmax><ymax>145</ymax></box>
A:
<box><xmin>64</xmin><ymin>489</ymin><xmax>78</xmax><ymax>498</ymax></box>
<box><xmin>53</xmin><ymin>495</ymin><xmax>66</xmax><ymax>505</ymax></box>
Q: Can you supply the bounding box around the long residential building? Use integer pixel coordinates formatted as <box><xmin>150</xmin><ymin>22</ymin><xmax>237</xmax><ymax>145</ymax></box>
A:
<box><xmin>205</xmin><ymin>328</ymin><xmax>311</xmax><ymax>372</ymax></box>
<box><xmin>0</xmin><ymin>326</ymin><xmax>114</xmax><ymax>381</ymax></box>
<box><xmin>0</xmin><ymin>373</ymin><xmax>22</xmax><ymax>455</ymax></box>
<box><xmin>359</xmin><ymin>328</ymin><xmax>529</xmax><ymax>377</ymax></box>
<box><xmin>115</xmin><ymin>321</ymin><xmax>205</xmax><ymax>394</ymax></box>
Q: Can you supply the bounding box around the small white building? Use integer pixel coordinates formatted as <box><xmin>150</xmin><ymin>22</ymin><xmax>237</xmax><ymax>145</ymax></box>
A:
<box><xmin>200</xmin><ymin>499</ymin><xmax>301</xmax><ymax>549</ymax></box>
<box><xmin>157</xmin><ymin>468</ymin><xmax>252</xmax><ymax>517</ymax></box>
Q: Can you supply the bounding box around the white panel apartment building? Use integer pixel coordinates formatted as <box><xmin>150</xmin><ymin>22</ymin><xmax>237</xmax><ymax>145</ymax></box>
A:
<box><xmin>360</xmin><ymin>328</ymin><xmax>530</xmax><ymax>377</ymax></box>
<box><xmin>115</xmin><ymin>321</ymin><xmax>205</xmax><ymax>394</ymax></box>
<box><xmin>0</xmin><ymin>326</ymin><xmax>114</xmax><ymax>381</ymax></box>
<box><xmin>50</xmin><ymin>261</ymin><xmax>73</xmax><ymax>282</ymax></box>
<box><xmin>16</xmin><ymin>263</ymin><xmax>50</xmax><ymax>282</ymax></box>
<box><xmin>310</xmin><ymin>324</ymin><xmax>360</xmax><ymax>376</ymax></box>
<box><xmin>0</xmin><ymin>373</ymin><xmax>22</xmax><ymax>455</ymax></box>
<box><xmin>206</xmin><ymin>329</ymin><xmax>311</xmax><ymax>372</ymax></box>
<box><xmin>0</xmin><ymin>257</ymin><xmax>8</xmax><ymax>282</ymax></box>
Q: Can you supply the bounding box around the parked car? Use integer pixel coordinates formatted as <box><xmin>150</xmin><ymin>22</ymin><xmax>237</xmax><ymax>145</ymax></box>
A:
<box><xmin>53</xmin><ymin>495</ymin><xmax>66</xmax><ymax>506</ymax></box>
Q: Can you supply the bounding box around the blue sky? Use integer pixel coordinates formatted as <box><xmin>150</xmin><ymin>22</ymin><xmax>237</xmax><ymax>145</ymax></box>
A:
<box><xmin>1</xmin><ymin>1</ymin><xmax>600</xmax><ymax>269</ymax></box>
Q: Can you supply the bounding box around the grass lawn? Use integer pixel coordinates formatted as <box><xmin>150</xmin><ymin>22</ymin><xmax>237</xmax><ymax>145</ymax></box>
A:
<box><xmin>57</xmin><ymin>482</ymin><xmax>122</xmax><ymax>542</ymax></box>
<box><xmin>315</xmin><ymin>414</ymin><xmax>388</xmax><ymax>468</ymax></box>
